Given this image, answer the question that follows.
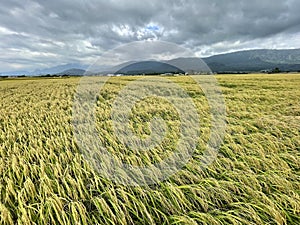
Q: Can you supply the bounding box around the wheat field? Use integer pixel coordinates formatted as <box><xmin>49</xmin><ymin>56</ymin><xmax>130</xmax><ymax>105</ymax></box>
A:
<box><xmin>0</xmin><ymin>74</ymin><xmax>299</xmax><ymax>224</ymax></box>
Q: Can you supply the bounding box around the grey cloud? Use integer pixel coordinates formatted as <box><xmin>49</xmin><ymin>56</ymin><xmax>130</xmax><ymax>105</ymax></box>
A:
<box><xmin>0</xmin><ymin>0</ymin><xmax>300</xmax><ymax>72</ymax></box>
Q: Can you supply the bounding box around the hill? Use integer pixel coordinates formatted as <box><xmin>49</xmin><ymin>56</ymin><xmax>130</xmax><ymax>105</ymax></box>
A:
<box><xmin>56</xmin><ymin>68</ymin><xmax>86</xmax><ymax>76</ymax></box>
<box><xmin>33</xmin><ymin>63</ymin><xmax>88</xmax><ymax>75</ymax></box>
<box><xmin>115</xmin><ymin>61</ymin><xmax>185</xmax><ymax>75</ymax></box>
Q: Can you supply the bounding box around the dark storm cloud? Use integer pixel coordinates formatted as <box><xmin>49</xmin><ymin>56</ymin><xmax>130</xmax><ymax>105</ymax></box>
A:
<box><xmin>0</xmin><ymin>0</ymin><xmax>299</xmax><ymax>71</ymax></box>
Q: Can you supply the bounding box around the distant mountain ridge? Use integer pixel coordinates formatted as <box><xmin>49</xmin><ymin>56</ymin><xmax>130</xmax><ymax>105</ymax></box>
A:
<box><xmin>0</xmin><ymin>63</ymin><xmax>88</xmax><ymax>76</ymax></box>
<box><xmin>33</xmin><ymin>63</ymin><xmax>88</xmax><ymax>75</ymax></box>
<box><xmin>1</xmin><ymin>49</ymin><xmax>300</xmax><ymax>76</ymax></box>
<box><xmin>56</xmin><ymin>68</ymin><xmax>86</xmax><ymax>76</ymax></box>
<box><xmin>111</xmin><ymin>49</ymin><xmax>300</xmax><ymax>74</ymax></box>
<box><xmin>203</xmin><ymin>49</ymin><xmax>300</xmax><ymax>72</ymax></box>
<box><xmin>115</xmin><ymin>61</ymin><xmax>185</xmax><ymax>75</ymax></box>
<box><xmin>205</xmin><ymin>49</ymin><xmax>300</xmax><ymax>64</ymax></box>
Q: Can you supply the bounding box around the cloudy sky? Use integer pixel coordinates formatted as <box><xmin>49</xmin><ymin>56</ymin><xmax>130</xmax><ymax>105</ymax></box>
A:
<box><xmin>0</xmin><ymin>0</ymin><xmax>300</xmax><ymax>72</ymax></box>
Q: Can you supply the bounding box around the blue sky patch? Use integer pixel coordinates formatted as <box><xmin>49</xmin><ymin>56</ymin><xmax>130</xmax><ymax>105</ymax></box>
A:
<box><xmin>146</xmin><ymin>25</ymin><xmax>160</xmax><ymax>31</ymax></box>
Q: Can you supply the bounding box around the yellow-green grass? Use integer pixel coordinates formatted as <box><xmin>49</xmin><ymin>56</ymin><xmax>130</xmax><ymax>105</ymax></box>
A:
<box><xmin>0</xmin><ymin>74</ymin><xmax>299</xmax><ymax>224</ymax></box>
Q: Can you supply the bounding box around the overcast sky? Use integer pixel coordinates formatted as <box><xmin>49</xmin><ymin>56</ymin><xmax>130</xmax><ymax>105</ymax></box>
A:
<box><xmin>0</xmin><ymin>0</ymin><xmax>300</xmax><ymax>72</ymax></box>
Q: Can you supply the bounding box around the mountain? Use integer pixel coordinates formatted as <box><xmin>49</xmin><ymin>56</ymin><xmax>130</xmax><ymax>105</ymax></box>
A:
<box><xmin>0</xmin><ymin>63</ymin><xmax>88</xmax><ymax>76</ymax></box>
<box><xmin>102</xmin><ymin>58</ymin><xmax>210</xmax><ymax>75</ymax></box>
<box><xmin>115</xmin><ymin>61</ymin><xmax>185</xmax><ymax>75</ymax></box>
<box><xmin>32</xmin><ymin>63</ymin><xmax>88</xmax><ymax>75</ymax></box>
<box><xmin>0</xmin><ymin>70</ymin><xmax>30</xmax><ymax>76</ymax></box>
<box><xmin>1</xmin><ymin>49</ymin><xmax>300</xmax><ymax>76</ymax></box>
<box><xmin>110</xmin><ymin>49</ymin><xmax>300</xmax><ymax>74</ymax></box>
<box><xmin>56</xmin><ymin>68</ymin><xmax>86</xmax><ymax>76</ymax></box>
<box><xmin>100</xmin><ymin>61</ymin><xmax>137</xmax><ymax>74</ymax></box>
<box><xmin>165</xmin><ymin>57</ymin><xmax>210</xmax><ymax>73</ymax></box>
<box><xmin>203</xmin><ymin>49</ymin><xmax>300</xmax><ymax>72</ymax></box>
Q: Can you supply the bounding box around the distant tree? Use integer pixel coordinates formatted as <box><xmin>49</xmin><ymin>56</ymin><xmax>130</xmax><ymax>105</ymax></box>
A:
<box><xmin>272</xmin><ymin>67</ymin><xmax>281</xmax><ymax>73</ymax></box>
